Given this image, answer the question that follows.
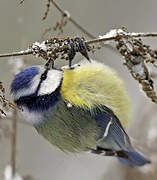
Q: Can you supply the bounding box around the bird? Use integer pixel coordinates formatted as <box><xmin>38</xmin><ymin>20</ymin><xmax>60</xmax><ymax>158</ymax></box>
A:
<box><xmin>10</xmin><ymin>58</ymin><xmax>150</xmax><ymax>167</ymax></box>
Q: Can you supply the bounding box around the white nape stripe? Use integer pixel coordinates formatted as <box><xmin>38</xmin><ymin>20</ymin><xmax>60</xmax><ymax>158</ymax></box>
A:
<box><xmin>38</xmin><ymin>69</ymin><xmax>63</xmax><ymax>95</ymax></box>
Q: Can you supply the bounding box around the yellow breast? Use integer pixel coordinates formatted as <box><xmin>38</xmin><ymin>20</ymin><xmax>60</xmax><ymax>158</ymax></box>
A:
<box><xmin>60</xmin><ymin>60</ymin><xmax>130</xmax><ymax>127</ymax></box>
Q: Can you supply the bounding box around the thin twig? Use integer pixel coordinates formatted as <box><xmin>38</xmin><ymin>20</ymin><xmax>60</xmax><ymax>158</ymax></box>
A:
<box><xmin>1</xmin><ymin>29</ymin><xmax>157</xmax><ymax>104</ymax></box>
<box><xmin>50</xmin><ymin>0</ymin><xmax>96</xmax><ymax>39</ymax></box>
<box><xmin>49</xmin><ymin>2</ymin><xmax>157</xmax><ymax>40</ymax></box>
<box><xmin>19</xmin><ymin>0</ymin><xmax>25</xmax><ymax>5</ymax></box>
<box><xmin>0</xmin><ymin>49</ymin><xmax>32</xmax><ymax>58</ymax></box>
<box><xmin>87</xmin><ymin>31</ymin><xmax>157</xmax><ymax>44</ymax></box>
<box><xmin>42</xmin><ymin>0</ymin><xmax>51</xmax><ymax>20</ymax></box>
<box><xmin>10</xmin><ymin>109</ymin><xmax>17</xmax><ymax>177</ymax></box>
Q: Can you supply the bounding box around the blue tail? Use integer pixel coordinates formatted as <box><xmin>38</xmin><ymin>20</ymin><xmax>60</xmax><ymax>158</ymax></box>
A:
<box><xmin>118</xmin><ymin>151</ymin><xmax>151</xmax><ymax>167</ymax></box>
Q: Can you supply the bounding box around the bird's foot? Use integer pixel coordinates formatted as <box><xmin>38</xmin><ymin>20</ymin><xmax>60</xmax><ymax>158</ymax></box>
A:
<box><xmin>67</xmin><ymin>37</ymin><xmax>90</xmax><ymax>68</ymax></box>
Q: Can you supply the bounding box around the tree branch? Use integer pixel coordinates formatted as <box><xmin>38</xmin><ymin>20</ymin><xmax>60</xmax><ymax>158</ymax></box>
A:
<box><xmin>49</xmin><ymin>0</ymin><xmax>96</xmax><ymax>39</ymax></box>
<box><xmin>1</xmin><ymin>28</ymin><xmax>157</xmax><ymax>104</ymax></box>
<box><xmin>0</xmin><ymin>49</ymin><xmax>32</xmax><ymax>58</ymax></box>
<box><xmin>10</xmin><ymin>109</ymin><xmax>17</xmax><ymax>177</ymax></box>
<box><xmin>1</xmin><ymin>29</ymin><xmax>157</xmax><ymax>58</ymax></box>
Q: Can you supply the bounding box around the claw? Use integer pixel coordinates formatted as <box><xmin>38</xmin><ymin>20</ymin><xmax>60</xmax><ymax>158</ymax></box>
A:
<box><xmin>67</xmin><ymin>40</ymin><xmax>76</xmax><ymax>68</ymax></box>
<box><xmin>44</xmin><ymin>59</ymin><xmax>54</xmax><ymax>70</ymax></box>
<box><xmin>75</xmin><ymin>37</ymin><xmax>90</xmax><ymax>61</ymax></box>
<box><xmin>67</xmin><ymin>37</ymin><xmax>90</xmax><ymax>68</ymax></box>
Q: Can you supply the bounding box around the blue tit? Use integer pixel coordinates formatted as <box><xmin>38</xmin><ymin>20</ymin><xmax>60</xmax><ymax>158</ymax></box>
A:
<box><xmin>10</xmin><ymin>60</ymin><xmax>150</xmax><ymax>167</ymax></box>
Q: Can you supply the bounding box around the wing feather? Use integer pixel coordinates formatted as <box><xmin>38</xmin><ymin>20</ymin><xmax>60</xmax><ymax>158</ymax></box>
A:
<box><xmin>93</xmin><ymin>106</ymin><xmax>133</xmax><ymax>151</ymax></box>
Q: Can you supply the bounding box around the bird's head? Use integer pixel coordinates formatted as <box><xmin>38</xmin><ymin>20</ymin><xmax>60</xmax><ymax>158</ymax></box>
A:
<box><xmin>10</xmin><ymin>65</ymin><xmax>63</xmax><ymax>113</ymax></box>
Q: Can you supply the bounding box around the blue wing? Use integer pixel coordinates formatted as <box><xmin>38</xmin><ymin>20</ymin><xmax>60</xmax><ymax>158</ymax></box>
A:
<box><xmin>93</xmin><ymin>106</ymin><xmax>132</xmax><ymax>151</ymax></box>
<box><xmin>92</xmin><ymin>106</ymin><xmax>150</xmax><ymax>167</ymax></box>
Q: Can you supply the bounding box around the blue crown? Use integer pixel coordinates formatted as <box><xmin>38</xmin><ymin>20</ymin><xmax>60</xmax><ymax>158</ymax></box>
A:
<box><xmin>10</xmin><ymin>66</ymin><xmax>39</xmax><ymax>94</ymax></box>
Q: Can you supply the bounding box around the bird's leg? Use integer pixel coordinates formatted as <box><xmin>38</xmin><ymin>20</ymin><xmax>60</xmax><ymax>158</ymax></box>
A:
<box><xmin>44</xmin><ymin>58</ymin><xmax>54</xmax><ymax>70</ymax></box>
<box><xmin>67</xmin><ymin>40</ymin><xmax>76</xmax><ymax>68</ymax></box>
<box><xmin>91</xmin><ymin>147</ymin><xmax>129</xmax><ymax>158</ymax></box>
<box><xmin>67</xmin><ymin>37</ymin><xmax>90</xmax><ymax>68</ymax></box>
<box><xmin>91</xmin><ymin>148</ymin><xmax>117</xmax><ymax>156</ymax></box>
<box><xmin>75</xmin><ymin>37</ymin><xmax>90</xmax><ymax>61</ymax></box>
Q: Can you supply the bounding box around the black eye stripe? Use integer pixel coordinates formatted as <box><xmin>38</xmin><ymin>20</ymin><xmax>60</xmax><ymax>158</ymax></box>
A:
<box><xmin>35</xmin><ymin>68</ymin><xmax>63</xmax><ymax>95</ymax></box>
<box><xmin>40</xmin><ymin>69</ymin><xmax>48</xmax><ymax>81</ymax></box>
<box><xmin>34</xmin><ymin>69</ymin><xmax>49</xmax><ymax>95</ymax></box>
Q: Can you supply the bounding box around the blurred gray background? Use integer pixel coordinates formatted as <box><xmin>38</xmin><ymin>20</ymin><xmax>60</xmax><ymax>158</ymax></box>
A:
<box><xmin>0</xmin><ymin>0</ymin><xmax>157</xmax><ymax>180</ymax></box>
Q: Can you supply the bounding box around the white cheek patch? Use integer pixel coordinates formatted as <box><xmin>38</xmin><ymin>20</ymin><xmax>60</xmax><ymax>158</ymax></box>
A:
<box><xmin>38</xmin><ymin>70</ymin><xmax>63</xmax><ymax>95</ymax></box>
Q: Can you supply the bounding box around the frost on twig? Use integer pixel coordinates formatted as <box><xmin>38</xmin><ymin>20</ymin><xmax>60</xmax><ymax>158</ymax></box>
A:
<box><xmin>1</xmin><ymin>28</ymin><xmax>157</xmax><ymax>103</ymax></box>
<box><xmin>31</xmin><ymin>37</ymin><xmax>88</xmax><ymax>62</ymax></box>
<box><xmin>115</xmin><ymin>28</ymin><xmax>157</xmax><ymax>103</ymax></box>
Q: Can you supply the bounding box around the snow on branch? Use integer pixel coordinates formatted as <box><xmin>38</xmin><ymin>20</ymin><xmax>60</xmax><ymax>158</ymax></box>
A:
<box><xmin>1</xmin><ymin>28</ymin><xmax>157</xmax><ymax>103</ymax></box>
<box><xmin>1</xmin><ymin>28</ymin><xmax>157</xmax><ymax>58</ymax></box>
